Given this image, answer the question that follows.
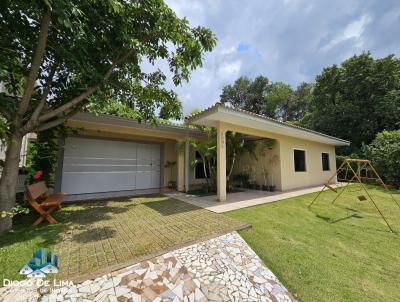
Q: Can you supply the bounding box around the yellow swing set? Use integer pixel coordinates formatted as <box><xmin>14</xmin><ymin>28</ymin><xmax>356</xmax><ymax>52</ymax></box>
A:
<box><xmin>308</xmin><ymin>159</ymin><xmax>400</xmax><ymax>233</ymax></box>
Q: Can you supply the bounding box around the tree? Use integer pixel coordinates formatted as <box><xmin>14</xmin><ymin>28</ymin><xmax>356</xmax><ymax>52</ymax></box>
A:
<box><xmin>287</xmin><ymin>82</ymin><xmax>313</xmax><ymax>122</ymax></box>
<box><xmin>221</xmin><ymin>76</ymin><xmax>312</xmax><ymax>122</ymax></box>
<box><xmin>0</xmin><ymin>0</ymin><xmax>216</xmax><ymax>233</ymax></box>
<box><xmin>190</xmin><ymin>131</ymin><xmax>256</xmax><ymax>191</ymax></box>
<box><xmin>264</xmin><ymin>82</ymin><xmax>293</xmax><ymax>119</ymax></box>
<box><xmin>220</xmin><ymin>75</ymin><xmax>270</xmax><ymax>113</ymax></box>
<box><xmin>226</xmin><ymin>132</ymin><xmax>256</xmax><ymax>182</ymax></box>
<box><xmin>303</xmin><ymin>53</ymin><xmax>400</xmax><ymax>152</ymax></box>
<box><xmin>190</xmin><ymin>139</ymin><xmax>216</xmax><ymax>190</ymax></box>
<box><xmin>363</xmin><ymin>130</ymin><xmax>400</xmax><ymax>187</ymax></box>
<box><xmin>264</xmin><ymin>82</ymin><xmax>313</xmax><ymax>121</ymax></box>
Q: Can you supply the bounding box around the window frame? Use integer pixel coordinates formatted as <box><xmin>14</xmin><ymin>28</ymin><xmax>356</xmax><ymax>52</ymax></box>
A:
<box><xmin>321</xmin><ymin>152</ymin><xmax>330</xmax><ymax>171</ymax></box>
<box><xmin>293</xmin><ymin>148</ymin><xmax>307</xmax><ymax>172</ymax></box>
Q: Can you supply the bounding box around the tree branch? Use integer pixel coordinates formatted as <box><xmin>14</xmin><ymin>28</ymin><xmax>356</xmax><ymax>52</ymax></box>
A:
<box><xmin>32</xmin><ymin>109</ymin><xmax>78</xmax><ymax>132</ymax></box>
<box><xmin>24</xmin><ymin>63</ymin><xmax>57</xmax><ymax>131</ymax></box>
<box><xmin>0</xmin><ymin>94</ymin><xmax>18</xmax><ymax>121</ymax></box>
<box><xmin>18</xmin><ymin>7</ymin><xmax>51</xmax><ymax>116</ymax></box>
<box><xmin>38</xmin><ymin>49</ymin><xmax>134</xmax><ymax>123</ymax></box>
<box><xmin>0</xmin><ymin>107</ymin><xmax>11</xmax><ymax>121</ymax></box>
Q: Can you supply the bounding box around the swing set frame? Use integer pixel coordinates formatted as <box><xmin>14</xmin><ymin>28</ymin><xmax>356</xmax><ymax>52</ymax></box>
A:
<box><xmin>308</xmin><ymin>159</ymin><xmax>400</xmax><ymax>233</ymax></box>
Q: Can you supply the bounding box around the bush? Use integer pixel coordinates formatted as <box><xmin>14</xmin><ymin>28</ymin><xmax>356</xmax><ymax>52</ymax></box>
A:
<box><xmin>26</xmin><ymin>129</ymin><xmax>60</xmax><ymax>187</ymax></box>
<box><xmin>363</xmin><ymin>130</ymin><xmax>400</xmax><ymax>187</ymax></box>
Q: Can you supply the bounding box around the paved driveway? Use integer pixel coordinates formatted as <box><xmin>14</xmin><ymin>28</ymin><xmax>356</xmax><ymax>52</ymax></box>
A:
<box><xmin>51</xmin><ymin>195</ymin><xmax>248</xmax><ymax>280</ymax></box>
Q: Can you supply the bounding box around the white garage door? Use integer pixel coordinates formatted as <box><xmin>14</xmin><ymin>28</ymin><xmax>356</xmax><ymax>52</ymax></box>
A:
<box><xmin>61</xmin><ymin>137</ymin><xmax>160</xmax><ymax>194</ymax></box>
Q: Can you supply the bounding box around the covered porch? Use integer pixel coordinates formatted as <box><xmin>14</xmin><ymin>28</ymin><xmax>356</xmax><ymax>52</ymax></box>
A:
<box><xmin>166</xmin><ymin>184</ymin><xmax>344</xmax><ymax>213</ymax></box>
<box><xmin>186</xmin><ymin>103</ymin><xmax>349</xmax><ymax>202</ymax></box>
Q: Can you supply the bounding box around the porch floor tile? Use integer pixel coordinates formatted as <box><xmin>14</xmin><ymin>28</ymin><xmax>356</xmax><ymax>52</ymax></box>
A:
<box><xmin>167</xmin><ymin>184</ymin><xmax>345</xmax><ymax>213</ymax></box>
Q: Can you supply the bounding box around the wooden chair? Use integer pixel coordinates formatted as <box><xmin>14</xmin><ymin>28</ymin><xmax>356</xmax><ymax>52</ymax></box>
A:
<box><xmin>26</xmin><ymin>182</ymin><xmax>64</xmax><ymax>226</ymax></box>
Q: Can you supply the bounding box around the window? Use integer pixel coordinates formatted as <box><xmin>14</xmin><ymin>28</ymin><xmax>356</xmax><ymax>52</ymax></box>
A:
<box><xmin>194</xmin><ymin>151</ymin><xmax>209</xmax><ymax>179</ymax></box>
<box><xmin>294</xmin><ymin>149</ymin><xmax>306</xmax><ymax>172</ymax></box>
<box><xmin>322</xmin><ymin>152</ymin><xmax>330</xmax><ymax>171</ymax></box>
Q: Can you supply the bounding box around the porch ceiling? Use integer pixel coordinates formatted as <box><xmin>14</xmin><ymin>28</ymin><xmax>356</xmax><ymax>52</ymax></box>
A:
<box><xmin>186</xmin><ymin>103</ymin><xmax>350</xmax><ymax>146</ymax></box>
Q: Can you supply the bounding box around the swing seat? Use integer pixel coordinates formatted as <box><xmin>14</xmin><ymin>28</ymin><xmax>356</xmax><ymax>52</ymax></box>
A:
<box><xmin>357</xmin><ymin>195</ymin><xmax>367</xmax><ymax>201</ymax></box>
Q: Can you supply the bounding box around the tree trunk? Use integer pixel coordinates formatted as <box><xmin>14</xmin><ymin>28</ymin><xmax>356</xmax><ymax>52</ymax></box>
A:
<box><xmin>0</xmin><ymin>132</ymin><xmax>23</xmax><ymax>234</ymax></box>
<box><xmin>227</xmin><ymin>151</ymin><xmax>236</xmax><ymax>182</ymax></box>
<box><xmin>202</xmin><ymin>158</ymin><xmax>210</xmax><ymax>189</ymax></box>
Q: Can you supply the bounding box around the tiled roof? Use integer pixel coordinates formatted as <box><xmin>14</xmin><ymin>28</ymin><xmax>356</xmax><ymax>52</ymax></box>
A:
<box><xmin>186</xmin><ymin>102</ymin><xmax>350</xmax><ymax>144</ymax></box>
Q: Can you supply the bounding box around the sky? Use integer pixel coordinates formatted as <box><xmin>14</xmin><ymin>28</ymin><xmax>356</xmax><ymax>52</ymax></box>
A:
<box><xmin>159</xmin><ymin>0</ymin><xmax>400</xmax><ymax>115</ymax></box>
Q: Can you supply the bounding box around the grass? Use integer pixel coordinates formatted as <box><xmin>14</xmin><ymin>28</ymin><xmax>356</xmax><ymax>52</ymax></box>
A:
<box><xmin>225</xmin><ymin>186</ymin><xmax>400</xmax><ymax>302</ymax></box>
<box><xmin>0</xmin><ymin>195</ymin><xmax>245</xmax><ymax>282</ymax></box>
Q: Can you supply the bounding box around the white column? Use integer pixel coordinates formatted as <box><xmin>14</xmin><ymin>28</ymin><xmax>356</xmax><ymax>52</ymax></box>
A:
<box><xmin>176</xmin><ymin>141</ymin><xmax>184</xmax><ymax>191</ymax></box>
<box><xmin>184</xmin><ymin>138</ymin><xmax>190</xmax><ymax>192</ymax></box>
<box><xmin>217</xmin><ymin>123</ymin><xmax>226</xmax><ymax>201</ymax></box>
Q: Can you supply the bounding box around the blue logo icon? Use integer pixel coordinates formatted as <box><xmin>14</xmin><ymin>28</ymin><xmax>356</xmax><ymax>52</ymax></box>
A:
<box><xmin>19</xmin><ymin>249</ymin><xmax>59</xmax><ymax>278</ymax></box>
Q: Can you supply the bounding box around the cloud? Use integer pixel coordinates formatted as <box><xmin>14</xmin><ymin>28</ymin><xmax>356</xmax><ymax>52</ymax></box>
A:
<box><xmin>163</xmin><ymin>0</ymin><xmax>400</xmax><ymax>115</ymax></box>
<box><xmin>322</xmin><ymin>14</ymin><xmax>372</xmax><ymax>51</ymax></box>
<box><xmin>218</xmin><ymin>60</ymin><xmax>242</xmax><ymax>78</ymax></box>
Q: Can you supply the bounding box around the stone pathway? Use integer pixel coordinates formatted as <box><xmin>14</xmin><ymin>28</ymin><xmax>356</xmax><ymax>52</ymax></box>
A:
<box><xmin>39</xmin><ymin>232</ymin><xmax>295</xmax><ymax>302</ymax></box>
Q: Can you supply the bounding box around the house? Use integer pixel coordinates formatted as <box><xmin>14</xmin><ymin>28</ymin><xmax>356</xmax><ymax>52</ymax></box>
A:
<box><xmin>0</xmin><ymin>133</ymin><xmax>36</xmax><ymax>168</ymax></box>
<box><xmin>54</xmin><ymin>103</ymin><xmax>349</xmax><ymax>202</ymax></box>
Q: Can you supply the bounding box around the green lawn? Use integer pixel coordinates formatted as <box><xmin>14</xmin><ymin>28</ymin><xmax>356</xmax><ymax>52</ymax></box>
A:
<box><xmin>225</xmin><ymin>186</ymin><xmax>400</xmax><ymax>302</ymax></box>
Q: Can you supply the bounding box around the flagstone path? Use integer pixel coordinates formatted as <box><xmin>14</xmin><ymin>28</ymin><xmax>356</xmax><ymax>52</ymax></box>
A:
<box><xmin>40</xmin><ymin>232</ymin><xmax>295</xmax><ymax>302</ymax></box>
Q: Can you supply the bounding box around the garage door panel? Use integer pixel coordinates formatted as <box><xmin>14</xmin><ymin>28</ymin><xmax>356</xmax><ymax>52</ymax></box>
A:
<box><xmin>135</xmin><ymin>172</ymin><xmax>152</xmax><ymax>189</ymax></box>
<box><xmin>63</xmin><ymin>157</ymin><xmax>138</xmax><ymax>166</ymax></box>
<box><xmin>61</xmin><ymin>137</ymin><xmax>160</xmax><ymax>195</ymax></box>
<box><xmin>65</xmin><ymin>137</ymin><xmax>138</xmax><ymax>159</ymax></box>
<box><xmin>63</xmin><ymin>164</ymin><xmax>137</xmax><ymax>173</ymax></box>
<box><xmin>62</xmin><ymin>172</ymin><xmax>136</xmax><ymax>194</ymax></box>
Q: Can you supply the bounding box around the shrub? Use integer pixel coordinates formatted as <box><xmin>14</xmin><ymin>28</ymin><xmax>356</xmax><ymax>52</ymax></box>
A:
<box><xmin>363</xmin><ymin>130</ymin><xmax>400</xmax><ymax>187</ymax></box>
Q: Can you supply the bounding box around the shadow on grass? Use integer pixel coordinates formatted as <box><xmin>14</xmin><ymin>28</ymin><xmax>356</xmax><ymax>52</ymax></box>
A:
<box><xmin>316</xmin><ymin>213</ymin><xmax>363</xmax><ymax>224</ymax></box>
<box><xmin>0</xmin><ymin>199</ymin><xmax>135</xmax><ymax>249</ymax></box>
<box><xmin>144</xmin><ymin>198</ymin><xmax>202</xmax><ymax>216</ymax></box>
<box><xmin>71</xmin><ymin>226</ymin><xmax>117</xmax><ymax>243</ymax></box>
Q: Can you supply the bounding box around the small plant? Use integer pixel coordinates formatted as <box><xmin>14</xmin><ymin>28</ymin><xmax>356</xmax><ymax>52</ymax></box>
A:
<box><xmin>232</xmin><ymin>173</ymin><xmax>250</xmax><ymax>188</ymax></box>
<box><xmin>0</xmin><ymin>205</ymin><xmax>29</xmax><ymax>219</ymax></box>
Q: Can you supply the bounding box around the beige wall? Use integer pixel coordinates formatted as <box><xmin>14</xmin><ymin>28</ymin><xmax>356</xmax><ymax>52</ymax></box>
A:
<box><xmin>233</xmin><ymin>140</ymin><xmax>282</xmax><ymax>190</ymax></box>
<box><xmin>278</xmin><ymin>137</ymin><xmax>336</xmax><ymax>191</ymax></box>
<box><xmin>217</xmin><ymin>121</ymin><xmax>337</xmax><ymax>192</ymax></box>
<box><xmin>163</xmin><ymin>141</ymin><xmax>178</xmax><ymax>187</ymax></box>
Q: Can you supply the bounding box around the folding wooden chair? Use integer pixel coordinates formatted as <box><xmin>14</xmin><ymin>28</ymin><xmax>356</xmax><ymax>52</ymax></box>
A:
<box><xmin>26</xmin><ymin>182</ymin><xmax>64</xmax><ymax>226</ymax></box>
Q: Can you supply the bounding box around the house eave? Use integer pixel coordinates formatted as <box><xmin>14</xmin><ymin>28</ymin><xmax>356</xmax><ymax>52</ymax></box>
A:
<box><xmin>67</xmin><ymin>112</ymin><xmax>205</xmax><ymax>139</ymax></box>
<box><xmin>187</xmin><ymin>103</ymin><xmax>350</xmax><ymax>146</ymax></box>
